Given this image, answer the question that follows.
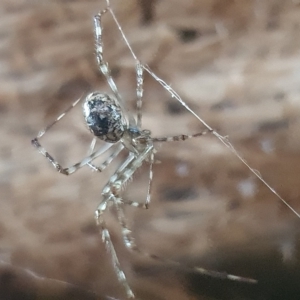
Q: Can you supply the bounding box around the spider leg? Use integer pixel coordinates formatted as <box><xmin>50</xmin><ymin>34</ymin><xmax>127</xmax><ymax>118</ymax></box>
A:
<box><xmin>93</xmin><ymin>8</ymin><xmax>136</xmax><ymax>127</ymax></box>
<box><xmin>87</xmin><ymin>138</ymin><xmax>125</xmax><ymax>173</ymax></box>
<box><xmin>93</xmin><ymin>10</ymin><xmax>118</xmax><ymax>97</ymax></box>
<box><xmin>135</xmin><ymin>62</ymin><xmax>144</xmax><ymax>129</ymax></box>
<box><xmin>143</xmin><ymin>130</ymin><xmax>212</xmax><ymax>207</ymax></box>
<box><xmin>86</xmin><ymin>137</ymin><xmax>97</xmax><ymax>171</ymax></box>
<box><xmin>32</xmin><ymin>137</ymin><xmax>113</xmax><ymax>175</ymax></box>
<box><xmin>32</xmin><ymin>98</ymin><xmax>115</xmax><ymax>177</ymax></box>
<box><xmin>95</xmin><ymin>152</ymin><xmax>143</xmax><ymax>299</ymax></box>
<box><xmin>113</xmin><ymin>198</ymin><xmax>257</xmax><ymax>285</ymax></box>
<box><xmin>142</xmin><ymin>64</ymin><xmax>300</xmax><ymax>219</ymax></box>
<box><xmin>145</xmin><ymin>152</ymin><xmax>154</xmax><ymax>209</ymax></box>
<box><xmin>101</xmin><ymin>0</ymin><xmax>145</xmax><ymax>130</ymax></box>
<box><xmin>152</xmin><ymin>129</ymin><xmax>213</xmax><ymax>143</ymax></box>
<box><xmin>102</xmin><ymin>2</ymin><xmax>145</xmax><ymax>129</ymax></box>
<box><xmin>34</xmin><ymin>96</ymin><xmax>82</xmax><ymax>140</ymax></box>
<box><xmin>102</xmin><ymin>145</ymin><xmax>256</xmax><ymax>289</ymax></box>
<box><xmin>95</xmin><ymin>196</ymin><xmax>135</xmax><ymax>299</ymax></box>
<box><xmin>96</xmin><ymin>147</ymin><xmax>154</xmax><ymax>298</ymax></box>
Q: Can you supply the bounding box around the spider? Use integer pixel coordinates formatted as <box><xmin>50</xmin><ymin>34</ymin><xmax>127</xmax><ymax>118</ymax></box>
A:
<box><xmin>31</xmin><ymin>0</ymin><xmax>300</xmax><ymax>298</ymax></box>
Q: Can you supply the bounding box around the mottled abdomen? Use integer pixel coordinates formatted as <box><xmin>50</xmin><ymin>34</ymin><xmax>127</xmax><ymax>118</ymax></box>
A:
<box><xmin>83</xmin><ymin>92</ymin><xmax>127</xmax><ymax>143</ymax></box>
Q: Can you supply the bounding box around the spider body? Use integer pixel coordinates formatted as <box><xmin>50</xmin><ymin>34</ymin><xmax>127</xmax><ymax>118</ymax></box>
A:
<box><xmin>30</xmin><ymin>0</ymin><xmax>253</xmax><ymax>293</ymax></box>
<box><xmin>31</xmin><ymin>0</ymin><xmax>299</xmax><ymax>298</ymax></box>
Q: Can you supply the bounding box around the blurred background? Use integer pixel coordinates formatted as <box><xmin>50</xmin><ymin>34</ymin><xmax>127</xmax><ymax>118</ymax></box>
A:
<box><xmin>1</xmin><ymin>0</ymin><xmax>300</xmax><ymax>299</ymax></box>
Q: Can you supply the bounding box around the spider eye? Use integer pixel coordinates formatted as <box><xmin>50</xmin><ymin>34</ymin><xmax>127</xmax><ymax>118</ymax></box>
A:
<box><xmin>83</xmin><ymin>92</ymin><xmax>126</xmax><ymax>143</ymax></box>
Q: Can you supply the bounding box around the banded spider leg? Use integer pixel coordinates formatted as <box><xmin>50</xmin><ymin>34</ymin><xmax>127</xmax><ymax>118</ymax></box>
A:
<box><xmin>31</xmin><ymin>95</ymin><xmax>117</xmax><ymax>176</ymax></box>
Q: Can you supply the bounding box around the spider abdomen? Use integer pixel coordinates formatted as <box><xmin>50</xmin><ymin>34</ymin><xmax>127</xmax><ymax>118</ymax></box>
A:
<box><xmin>83</xmin><ymin>92</ymin><xmax>127</xmax><ymax>143</ymax></box>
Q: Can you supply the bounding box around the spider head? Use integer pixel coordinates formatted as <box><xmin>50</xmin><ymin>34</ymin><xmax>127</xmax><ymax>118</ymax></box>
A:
<box><xmin>83</xmin><ymin>92</ymin><xmax>127</xmax><ymax>143</ymax></box>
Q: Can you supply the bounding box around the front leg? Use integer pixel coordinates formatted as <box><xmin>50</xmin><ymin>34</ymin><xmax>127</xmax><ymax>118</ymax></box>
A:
<box><xmin>32</xmin><ymin>138</ymin><xmax>113</xmax><ymax>175</ymax></box>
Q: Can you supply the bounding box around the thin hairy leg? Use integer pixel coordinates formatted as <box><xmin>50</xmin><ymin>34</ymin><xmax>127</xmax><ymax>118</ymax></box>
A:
<box><xmin>95</xmin><ymin>196</ymin><xmax>135</xmax><ymax>299</ymax></box>
<box><xmin>93</xmin><ymin>7</ymin><xmax>136</xmax><ymax>127</ymax></box>
<box><xmin>31</xmin><ymin>95</ymin><xmax>114</xmax><ymax>175</ymax></box>
<box><xmin>152</xmin><ymin>129</ymin><xmax>213</xmax><ymax>143</ymax></box>
<box><xmin>87</xmin><ymin>138</ymin><xmax>125</xmax><ymax>173</ymax></box>
<box><xmin>113</xmin><ymin>197</ymin><xmax>257</xmax><ymax>284</ymax></box>
<box><xmin>96</xmin><ymin>151</ymin><xmax>154</xmax><ymax>299</ymax></box>
<box><xmin>135</xmin><ymin>62</ymin><xmax>144</xmax><ymax>128</ymax></box>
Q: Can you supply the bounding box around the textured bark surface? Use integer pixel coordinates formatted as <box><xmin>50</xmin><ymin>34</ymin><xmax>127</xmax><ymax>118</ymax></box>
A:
<box><xmin>1</xmin><ymin>0</ymin><xmax>300</xmax><ymax>299</ymax></box>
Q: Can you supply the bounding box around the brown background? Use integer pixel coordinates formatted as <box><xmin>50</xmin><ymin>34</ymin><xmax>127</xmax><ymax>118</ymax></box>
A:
<box><xmin>1</xmin><ymin>0</ymin><xmax>300</xmax><ymax>299</ymax></box>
